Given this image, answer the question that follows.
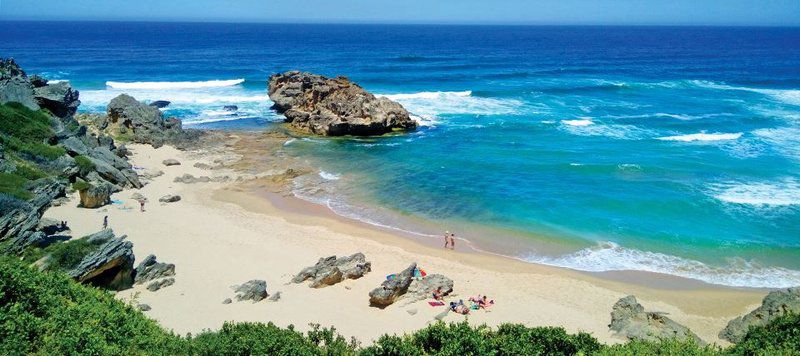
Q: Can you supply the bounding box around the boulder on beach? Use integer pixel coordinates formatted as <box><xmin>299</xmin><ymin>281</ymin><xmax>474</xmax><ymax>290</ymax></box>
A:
<box><xmin>406</xmin><ymin>274</ymin><xmax>453</xmax><ymax>302</ymax></box>
<box><xmin>234</xmin><ymin>279</ymin><xmax>268</xmax><ymax>302</ymax></box>
<box><xmin>134</xmin><ymin>254</ymin><xmax>176</xmax><ymax>284</ymax></box>
<box><xmin>292</xmin><ymin>253</ymin><xmax>371</xmax><ymax>288</ymax></box>
<box><xmin>609</xmin><ymin>295</ymin><xmax>703</xmax><ymax>344</ymax></box>
<box><xmin>147</xmin><ymin>277</ymin><xmax>175</xmax><ymax>292</ymax></box>
<box><xmin>719</xmin><ymin>287</ymin><xmax>800</xmax><ymax>343</ymax></box>
<box><xmin>159</xmin><ymin>194</ymin><xmax>181</xmax><ymax>203</ymax></box>
<box><xmin>369</xmin><ymin>263</ymin><xmax>417</xmax><ymax>308</ymax></box>
<box><xmin>162</xmin><ymin>159</ymin><xmax>181</xmax><ymax>166</ymax></box>
<box><xmin>78</xmin><ymin>182</ymin><xmax>113</xmax><ymax>208</ymax></box>
<box><xmin>67</xmin><ymin>230</ymin><xmax>135</xmax><ymax>291</ymax></box>
<box><xmin>106</xmin><ymin>94</ymin><xmax>193</xmax><ymax>148</ymax></box>
<box><xmin>268</xmin><ymin>71</ymin><xmax>417</xmax><ymax>136</ymax></box>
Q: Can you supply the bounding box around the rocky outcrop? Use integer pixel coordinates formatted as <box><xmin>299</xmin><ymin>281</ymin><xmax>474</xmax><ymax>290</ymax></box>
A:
<box><xmin>78</xmin><ymin>182</ymin><xmax>113</xmax><ymax>208</ymax></box>
<box><xmin>106</xmin><ymin>94</ymin><xmax>194</xmax><ymax>148</ymax></box>
<box><xmin>719</xmin><ymin>287</ymin><xmax>800</xmax><ymax>343</ymax></box>
<box><xmin>133</xmin><ymin>254</ymin><xmax>176</xmax><ymax>284</ymax></box>
<box><xmin>33</xmin><ymin>81</ymin><xmax>80</xmax><ymax>118</ymax></box>
<box><xmin>147</xmin><ymin>277</ymin><xmax>175</xmax><ymax>291</ymax></box>
<box><xmin>173</xmin><ymin>174</ymin><xmax>229</xmax><ymax>184</ymax></box>
<box><xmin>0</xmin><ymin>179</ymin><xmax>66</xmax><ymax>252</ymax></box>
<box><xmin>369</xmin><ymin>263</ymin><xmax>417</xmax><ymax>308</ymax></box>
<box><xmin>149</xmin><ymin>100</ymin><xmax>170</xmax><ymax>108</ymax></box>
<box><xmin>158</xmin><ymin>195</ymin><xmax>181</xmax><ymax>203</ymax></box>
<box><xmin>609</xmin><ymin>296</ymin><xmax>703</xmax><ymax>344</ymax></box>
<box><xmin>68</xmin><ymin>230</ymin><xmax>135</xmax><ymax>291</ymax></box>
<box><xmin>233</xmin><ymin>279</ymin><xmax>268</xmax><ymax>302</ymax></box>
<box><xmin>406</xmin><ymin>274</ymin><xmax>453</xmax><ymax>302</ymax></box>
<box><xmin>292</xmin><ymin>253</ymin><xmax>371</xmax><ymax>288</ymax></box>
<box><xmin>268</xmin><ymin>71</ymin><xmax>416</xmax><ymax>136</ymax></box>
<box><xmin>0</xmin><ymin>58</ymin><xmax>39</xmax><ymax>110</ymax></box>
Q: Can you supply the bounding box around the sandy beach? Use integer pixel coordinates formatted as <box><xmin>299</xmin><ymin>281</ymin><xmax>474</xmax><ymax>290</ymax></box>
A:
<box><xmin>43</xmin><ymin>132</ymin><xmax>766</xmax><ymax>346</ymax></box>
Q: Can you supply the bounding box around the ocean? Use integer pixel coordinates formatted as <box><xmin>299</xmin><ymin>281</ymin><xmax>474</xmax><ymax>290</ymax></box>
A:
<box><xmin>2</xmin><ymin>21</ymin><xmax>799</xmax><ymax>288</ymax></box>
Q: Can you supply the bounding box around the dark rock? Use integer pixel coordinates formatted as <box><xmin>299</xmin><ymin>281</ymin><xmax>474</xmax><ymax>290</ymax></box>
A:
<box><xmin>107</xmin><ymin>94</ymin><xmax>187</xmax><ymax>147</ymax></box>
<box><xmin>147</xmin><ymin>278</ymin><xmax>175</xmax><ymax>292</ymax></box>
<box><xmin>234</xmin><ymin>279</ymin><xmax>268</xmax><ymax>302</ymax></box>
<box><xmin>222</xmin><ymin>298</ymin><xmax>232</xmax><ymax>304</ymax></box>
<box><xmin>158</xmin><ymin>195</ymin><xmax>181</xmax><ymax>203</ymax></box>
<box><xmin>292</xmin><ymin>253</ymin><xmax>371</xmax><ymax>288</ymax></box>
<box><xmin>0</xmin><ymin>58</ymin><xmax>39</xmax><ymax>110</ymax></box>
<box><xmin>0</xmin><ymin>179</ymin><xmax>65</xmax><ymax>243</ymax></box>
<box><xmin>134</xmin><ymin>254</ymin><xmax>176</xmax><ymax>284</ymax></box>
<box><xmin>137</xmin><ymin>303</ymin><xmax>152</xmax><ymax>311</ymax></box>
<box><xmin>78</xmin><ymin>182</ymin><xmax>112</xmax><ymax>208</ymax></box>
<box><xmin>369</xmin><ymin>263</ymin><xmax>416</xmax><ymax>307</ymax></box>
<box><xmin>29</xmin><ymin>75</ymin><xmax>48</xmax><ymax>88</ymax></box>
<box><xmin>719</xmin><ymin>287</ymin><xmax>800</xmax><ymax>343</ymax></box>
<box><xmin>36</xmin><ymin>217</ymin><xmax>69</xmax><ymax>236</ymax></box>
<box><xmin>609</xmin><ymin>295</ymin><xmax>703</xmax><ymax>344</ymax></box>
<box><xmin>268</xmin><ymin>71</ymin><xmax>416</xmax><ymax>136</ymax></box>
<box><xmin>407</xmin><ymin>274</ymin><xmax>454</xmax><ymax>302</ymax></box>
<box><xmin>61</xmin><ymin>136</ymin><xmax>90</xmax><ymax>156</ymax></box>
<box><xmin>68</xmin><ymin>231</ymin><xmax>135</xmax><ymax>291</ymax></box>
<box><xmin>162</xmin><ymin>159</ymin><xmax>181</xmax><ymax>166</ymax></box>
<box><xmin>149</xmin><ymin>100</ymin><xmax>171</xmax><ymax>108</ymax></box>
<box><xmin>33</xmin><ymin>81</ymin><xmax>80</xmax><ymax>118</ymax></box>
<box><xmin>223</xmin><ymin>105</ymin><xmax>238</xmax><ymax>111</ymax></box>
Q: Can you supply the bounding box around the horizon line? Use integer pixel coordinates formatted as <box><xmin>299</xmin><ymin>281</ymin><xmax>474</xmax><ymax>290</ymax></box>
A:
<box><xmin>1</xmin><ymin>18</ymin><xmax>798</xmax><ymax>28</ymax></box>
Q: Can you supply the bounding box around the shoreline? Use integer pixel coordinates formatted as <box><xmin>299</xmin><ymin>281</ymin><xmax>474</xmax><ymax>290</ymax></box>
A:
<box><xmin>42</xmin><ymin>135</ymin><xmax>768</xmax><ymax>345</ymax></box>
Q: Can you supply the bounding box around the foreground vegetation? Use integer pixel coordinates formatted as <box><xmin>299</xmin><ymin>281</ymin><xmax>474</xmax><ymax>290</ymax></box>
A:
<box><xmin>0</xmin><ymin>258</ymin><xmax>797</xmax><ymax>355</ymax></box>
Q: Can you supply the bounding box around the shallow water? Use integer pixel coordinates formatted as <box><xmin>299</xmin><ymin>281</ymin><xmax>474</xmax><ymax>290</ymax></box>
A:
<box><xmin>3</xmin><ymin>22</ymin><xmax>799</xmax><ymax>287</ymax></box>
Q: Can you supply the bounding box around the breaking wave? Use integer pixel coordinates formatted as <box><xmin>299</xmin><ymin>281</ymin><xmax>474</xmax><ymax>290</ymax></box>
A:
<box><xmin>657</xmin><ymin>132</ymin><xmax>743</xmax><ymax>142</ymax></box>
<box><xmin>105</xmin><ymin>78</ymin><xmax>245</xmax><ymax>89</ymax></box>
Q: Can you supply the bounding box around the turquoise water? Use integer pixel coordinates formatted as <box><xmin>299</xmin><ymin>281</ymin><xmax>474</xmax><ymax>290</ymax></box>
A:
<box><xmin>3</xmin><ymin>22</ymin><xmax>798</xmax><ymax>287</ymax></box>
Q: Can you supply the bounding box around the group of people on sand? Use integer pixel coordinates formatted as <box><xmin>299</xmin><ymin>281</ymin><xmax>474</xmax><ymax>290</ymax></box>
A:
<box><xmin>443</xmin><ymin>231</ymin><xmax>456</xmax><ymax>250</ymax></box>
<box><xmin>431</xmin><ymin>285</ymin><xmax>494</xmax><ymax>315</ymax></box>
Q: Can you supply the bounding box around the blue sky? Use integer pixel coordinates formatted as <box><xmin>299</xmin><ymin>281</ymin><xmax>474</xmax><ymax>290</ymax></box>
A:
<box><xmin>1</xmin><ymin>0</ymin><xmax>798</xmax><ymax>26</ymax></box>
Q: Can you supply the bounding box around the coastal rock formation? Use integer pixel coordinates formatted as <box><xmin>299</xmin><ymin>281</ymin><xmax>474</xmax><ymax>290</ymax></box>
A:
<box><xmin>0</xmin><ymin>58</ymin><xmax>39</xmax><ymax>110</ymax></box>
<box><xmin>68</xmin><ymin>230</ymin><xmax>135</xmax><ymax>291</ymax></box>
<box><xmin>159</xmin><ymin>194</ymin><xmax>181</xmax><ymax>203</ymax></box>
<box><xmin>162</xmin><ymin>159</ymin><xmax>181</xmax><ymax>166</ymax></box>
<box><xmin>292</xmin><ymin>253</ymin><xmax>372</xmax><ymax>288</ymax></box>
<box><xmin>719</xmin><ymin>287</ymin><xmax>800</xmax><ymax>343</ymax></box>
<box><xmin>0</xmin><ymin>179</ymin><xmax>65</xmax><ymax>250</ymax></box>
<box><xmin>609</xmin><ymin>295</ymin><xmax>703</xmax><ymax>344</ymax></box>
<box><xmin>34</xmin><ymin>81</ymin><xmax>80</xmax><ymax>118</ymax></box>
<box><xmin>234</xmin><ymin>279</ymin><xmax>268</xmax><ymax>302</ymax></box>
<box><xmin>406</xmin><ymin>274</ymin><xmax>454</xmax><ymax>302</ymax></box>
<box><xmin>268</xmin><ymin>71</ymin><xmax>416</xmax><ymax>136</ymax></box>
<box><xmin>147</xmin><ymin>277</ymin><xmax>175</xmax><ymax>292</ymax></box>
<box><xmin>134</xmin><ymin>254</ymin><xmax>176</xmax><ymax>284</ymax></box>
<box><xmin>369</xmin><ymin>263</ymin><xmax>417</xmax><ymax>308</ymax></box>
<box><xmin>105</xmin><ymin>94</ymin><xmax>194</xmax><ymax>148</ymax></box>
<box><xmin>149</xmin><ymin>100</ymin><xmax>170</xmax><ymax>108</ymax></box>
<box><xmin>78</xmin><ymin>182</ymin><xmax>113</xmax><ymax>208</ymax></box>
<box><xmin>173</xmin><ymin>173</ymin><xmax>229</xmax><ymax>184</ymax></box>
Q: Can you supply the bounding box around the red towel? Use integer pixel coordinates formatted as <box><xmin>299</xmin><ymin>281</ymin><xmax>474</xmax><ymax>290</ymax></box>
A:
<box><xmin>428</xmin><ymin>301</ymin><xmax>445</xmax><ymax>306</ymax></box>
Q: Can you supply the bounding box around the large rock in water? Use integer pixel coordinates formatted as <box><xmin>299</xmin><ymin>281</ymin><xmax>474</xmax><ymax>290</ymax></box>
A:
<box><xmin>369</xmin><ymin>263</ymin><xmax>417</xmax><ymax>308</ymax></box>
<box><xmin>719</xmin><ymin>287</ymin><xmax>800</xmax><ymax>343</ymax></box>
<box><xmin>268</xmin><ymin>71</ymin><xmax>417</xmax><ymax>136</ymax></box>
<box><xmin>67</xmin><ymin>230</ymin><xmax>135</xmax><ymax>291</ymax></box>
<box><xmin>609</xmin><ymin>295</ymin><xmax>703</xmax><ymax>344</ymax></box>
<box><xmin>292</xmin><ymin>253</ymin><xmax>371</xmax><ymax>288</ymax></box>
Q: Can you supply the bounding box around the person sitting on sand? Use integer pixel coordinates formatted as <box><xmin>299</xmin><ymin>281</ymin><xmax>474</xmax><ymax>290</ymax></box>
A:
<box><xmin>478</xmin><ymin>295</ymin><xmax>494</xmax><ymax>309</ymax></box>
<box><xmin>432</xmin><ymin>287</ymin><xmax>444</xmax><ymax>301</ymax></box>
<box><xmin>449</xmin><ymin>299</ymin><xmax>469</xmax><ymax>315</ymax></box>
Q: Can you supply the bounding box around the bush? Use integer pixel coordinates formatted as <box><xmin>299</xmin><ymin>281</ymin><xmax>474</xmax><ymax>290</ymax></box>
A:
<box><xmin>74</xmin><ymin>155</ymin><xmax>95</xmax><ymax>173</ymax></box>
<box><xmin>0</xmin><ymin>172</ymin><xmax>31</xmax><ymax>200</ymax></box>
<box><xmin>72</xmin><ymin>180</ymin><xmax>93</xmax><ymax>192</ymax></box>
<box><xmin>0</xmin><ymin>102</ymin><xmax>64</xmax><ymax>160</ymax></box>
<box><xmin>598</xmin><ymin>338</ymin><xmax>719</xmax><ymax>356</ymax></box>
<box><xmin>45</xmin><ymin>237</ymin><xmax>107</xmax><ymax>271</ymax></box>
<box><xmin>188</xmin><ymin>322</ymin><xmax>327</xmax><ymax>355</ymax></box>
<box><xmin>0</xmin><ymin>257</ymin><xmax>186</xmax><ymax>355</ymax></box>
<box><xmin>727</xmin><ymin>313</ymin><xmax>800</xmax><ymax>355</ymax></box>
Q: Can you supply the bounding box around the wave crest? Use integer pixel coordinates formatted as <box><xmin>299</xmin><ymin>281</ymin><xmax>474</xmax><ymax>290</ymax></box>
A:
<box><xmin>657</xmin><ymin>132</ymin><xmax>743</xmax><ymax>142</ymax></box>
<box><xmin>106</xmin><ymin>78</ymin><xmax>245</xmax><ymax>89</ymax></box>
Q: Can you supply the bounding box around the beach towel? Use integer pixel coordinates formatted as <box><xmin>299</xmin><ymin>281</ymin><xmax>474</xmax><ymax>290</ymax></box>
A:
<box><xmin>111</xmin><ymin>200</ymin><xmax>124</xmax><ymax>205</ymax></box>
<box><xmin>386</xmin><ymin>274</ymin><xmax>396</xmax><ymax>280</ymax></box>
<box><xmin>428</xmin><ymin>301</ymin><xmax>445</xmax><ymax>307</ymax></box>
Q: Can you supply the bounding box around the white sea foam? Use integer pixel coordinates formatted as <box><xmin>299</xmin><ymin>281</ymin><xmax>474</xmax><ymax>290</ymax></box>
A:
<box><xmin>319</xmin><ymin>171</ymin><xmax>341</xmax><ymax>180</ymax></box>
<box><xmin>752</xmin><ymin>127</ymin><xmax>800</xmax><ymax>160</ymax></box>
<box><xmin>377</xmin><ymin>90</ymin><xmax>522</xmax><ymax>121</ymax></box>
<box><xmin>692</xmin><ymin>80</ymin><xmax>800</xmax><ymax>106</ymax></box>
<box><xmin>561</xmin><ymin>119</ymin><xmax>593</xmax><ymax>126</ymax></box>
<box><xmin>657</xmin><ymin>132</ymin><xmax>743</xmax><ymax>142</ymax></box>
<box><xmin>106</xmin><ymin>78</ymin><xmax>245</xmax><ymax>89</ymax></box>
<box><xmin>525</xmin><ymin>241</ymin><xmax>800</xmax><ymax>288</ymax></box>
<box><xmin>710</xmin><ymin>178</ymin><xmax>800</xmax><ymax>206</ymax></box>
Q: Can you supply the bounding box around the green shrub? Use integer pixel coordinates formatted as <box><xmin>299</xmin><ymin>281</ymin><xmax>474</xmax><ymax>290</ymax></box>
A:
<box><xmin>0</xmin><ymin>257</ymin><xmax>186</xmax><ymax>355</ymax></box>
<box><xmin>74</xmin><ymin>155</ymin><xmax>95</xmax><ymax>173</ymax></box>
<box><xmin>726</xmin><ymin>313</ymin><xmax>800</xmax><ymax>355</ymax></box>
<box><xmin>0</xmin><ymin>172</ymin><xmax>31</xmax><ymax>200</ymax></box>
<box><xmin>188</xmin><ymin>322</ymin><xmax>328</xmax><ymax>355</ymax></box>
<box><xmin>598</xmin><ymin>338</ymin><xmax>719</xmax><ymax>356</ymax></box>
<box><xmin>45</xmin><ymin>237</ymin><xmax>107</xmax><ymax>271</ymax></box>
<box><xmin>72</xmin><ymin>180</ymin><xmax>93</xmax><ymax>192</ymax></box>
<box><xmin>0</xmin><ymin>102</ymin><xmax>64</xmax><ymax>160</ymax></box>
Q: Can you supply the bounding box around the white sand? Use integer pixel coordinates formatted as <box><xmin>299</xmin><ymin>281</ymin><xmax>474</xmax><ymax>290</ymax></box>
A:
<box><xmin>44</xmin><ymin>143</ymin><xmax>765</xmax><ymax>345</ymax></box>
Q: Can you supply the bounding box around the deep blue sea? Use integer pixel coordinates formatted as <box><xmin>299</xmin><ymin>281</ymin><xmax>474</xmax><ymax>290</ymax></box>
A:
<box><xmin>3</xmin><ymin>22</ymin><xmax>799</xmax><ymax>288</ymax></box>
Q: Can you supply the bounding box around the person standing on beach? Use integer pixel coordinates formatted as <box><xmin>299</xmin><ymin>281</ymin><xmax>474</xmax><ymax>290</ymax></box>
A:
<box><xmin>139</xmin><ymin>199</ymin><xmax>145</xmax><ymax>212</ymax></box>
<box><xmin>444</xmin><ymin>231</ymin><xmax>452</xmax><ymax>249</ymax></box>
<box><xmin>449</xmin><ymin>233</ymin><xmax>456</xmax><ymax>250</ymax></box>
<box><xmin>102</xmin><ymin>215</ymin><xmax>108</xmax><ymax>229</ymax></box>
